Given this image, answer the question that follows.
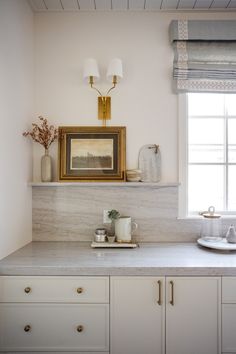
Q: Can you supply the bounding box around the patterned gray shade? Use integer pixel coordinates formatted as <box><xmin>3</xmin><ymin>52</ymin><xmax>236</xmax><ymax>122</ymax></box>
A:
<box><xmin>170</xmin><ymin>20</ymin><xmax>236</xmax><ymax>93</ymax></box>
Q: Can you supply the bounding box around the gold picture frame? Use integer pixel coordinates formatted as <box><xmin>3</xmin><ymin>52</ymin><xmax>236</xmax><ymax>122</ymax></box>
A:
<box><xmin>58</xmin><ymin>126</ymin><xmax>126</xmax><ymax>182</ymax></box>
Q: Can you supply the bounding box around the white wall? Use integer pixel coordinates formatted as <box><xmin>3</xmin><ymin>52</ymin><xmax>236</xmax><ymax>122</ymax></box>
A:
<box><xmin>0</xmin><ymin>0</ymin><xmax>34</xmax><ymax>259</ymax></box>
<box><xmin>34</xmin><ymin>10</ymin><xmax>236</xmax><ymax>182</ymax></box>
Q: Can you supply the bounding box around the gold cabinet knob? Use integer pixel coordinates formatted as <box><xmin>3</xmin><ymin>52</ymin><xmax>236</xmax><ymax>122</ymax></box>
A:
<box><xmin>77</xmin><ymin>287</ymin><xmax>83</xmax><ymax>294</ymax></box>
<box><xmin>24</xmin><ymin>287</ymin><xmax>31</xmax><ymax>294</ymax></box>
<box><xmin>24</xmin><ymin>325</ymin><xmax>31</xmax><ymax>332</ymax></box>
<box><xmin>77</xmin><ymin>325</ymin><xmax>84</xmax><ymax>333</ymax></box>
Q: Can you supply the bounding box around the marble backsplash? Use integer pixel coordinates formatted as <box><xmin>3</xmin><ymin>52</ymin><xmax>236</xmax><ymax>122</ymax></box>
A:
<box><xmin>33</xmin><ymin>185</ymin><xmax>205</xmax><ymax>242</ymax></box>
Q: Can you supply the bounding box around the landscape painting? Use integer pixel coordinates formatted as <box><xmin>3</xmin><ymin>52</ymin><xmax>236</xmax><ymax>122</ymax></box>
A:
<box><xmin>58</xmin><ymin>126</ymin><xmax>126</xmax><ymax>181</ymax></box>
<box><xmin>70</xmin><ymin>138</ymin><xmax>113</xmax><ymax>170</ymax></box>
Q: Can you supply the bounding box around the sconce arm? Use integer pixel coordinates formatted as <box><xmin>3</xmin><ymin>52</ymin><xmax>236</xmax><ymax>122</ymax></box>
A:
<box><xmin>106</xmin><ymin>83</ymin><xmax>116</xmax><ymax>96</ymax></box>
<box><xmin>90</xmin><ymin>83</ymin><xmax>103</xmax><ymax>97</ymax></box>
<box><xmin>106</xmin><ymin>75</ymin><xmax>118</xmax><ymax>96</ymax></box>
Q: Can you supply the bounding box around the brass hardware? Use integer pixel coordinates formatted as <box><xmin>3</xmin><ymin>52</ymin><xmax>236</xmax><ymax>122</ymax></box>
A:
<box><xmin>77</xmin><ymin>287</ymin><xmax>83</xmax><ymax>294</ymax></box>
<box><xmin>24</xmin><ymin>287</ymin><xmax>31</xmax><ymax>294</ymax></box>
<box><xmin>89</xmin><ymin>78</ymin><xmax>112</xmax><ymax>126</ymax></box>
<box><xmin>157</xmin><ymin>280</ymin><xmax>162</xmax><ymax>305</ymax></box>
<box><xmin>77</xmin><ymin>325</ymin><xmax>84</xmax><ymax>333</ymax></box>
<box><xmin>89</xmin><ymin>71</ymin><xmax>120</xmax><ymax>125</ymax></box>
<box><xmin>24</xmin><ymin>325</ymin><xmax>31</xmax><ymax>332</ymax></box>
<box><xmin>89</xmin><ymin>76</ymin><xmax>94</xmax><ymax>86</ymax></box>
<box><xmin>98</xmin><ymin>96</ymin><xmax>111</xmax><ymax>125</ymax></box>
<box><xmin>170</xmin><ymin>280</ymin><xmax>174</xmax><ymax>306</ymax></box>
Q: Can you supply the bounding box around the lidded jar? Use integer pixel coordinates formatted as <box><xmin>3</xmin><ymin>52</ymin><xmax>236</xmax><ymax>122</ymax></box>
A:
<box><xmin>200</xmin><ymin>206</ymin><xmax>222</xmax><ymax>242</ymax></box>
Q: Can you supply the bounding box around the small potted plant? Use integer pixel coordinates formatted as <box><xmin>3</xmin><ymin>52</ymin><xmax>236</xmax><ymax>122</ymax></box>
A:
<box><xmin>107</xmin><ymin>209</ymin><xmax>120</xmax><ymax>242</ymax></box>
<box><xmin>23</xmin><ymin>116</ymin><xmax>58</xmax><ymax>182</ymax></box>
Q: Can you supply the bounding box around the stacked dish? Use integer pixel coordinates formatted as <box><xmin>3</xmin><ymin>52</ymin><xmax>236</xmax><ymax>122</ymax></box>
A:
<box><xmin>126</xmin><ymin>169</ymin><xmax>142</xmax><ymax>182</ymax></box>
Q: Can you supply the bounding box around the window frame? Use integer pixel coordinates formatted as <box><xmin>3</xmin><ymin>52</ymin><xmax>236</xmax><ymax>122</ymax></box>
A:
<box><xmin>178</xmin><ymin>93</ymin><xmax>236</xmax><ymax>218</ymax></box>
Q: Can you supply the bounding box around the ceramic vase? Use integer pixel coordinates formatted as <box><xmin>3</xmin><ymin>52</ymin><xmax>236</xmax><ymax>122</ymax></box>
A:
<box><xmin>41</xmin><ymin>149</ymin><xmax>52</xmax><ymax>182</ymax></box>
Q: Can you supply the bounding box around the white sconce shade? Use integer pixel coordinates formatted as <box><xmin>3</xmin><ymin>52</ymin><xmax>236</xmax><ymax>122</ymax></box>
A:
<box><xmin>83</xmin><ymin>58</ymin><xmax>100</xmax><ymax>82</ymax></box>
<box><xmin>107</xmin><ymin>58</ymin><xmax>123</xmax><ymax>82</ymax></box>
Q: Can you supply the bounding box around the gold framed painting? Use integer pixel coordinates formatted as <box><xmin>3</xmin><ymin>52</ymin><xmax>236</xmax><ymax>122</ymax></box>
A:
<box><xmin>58</xmin><ymin>126</ymin><xmax>126</xmax><ymax>182</ymax></box>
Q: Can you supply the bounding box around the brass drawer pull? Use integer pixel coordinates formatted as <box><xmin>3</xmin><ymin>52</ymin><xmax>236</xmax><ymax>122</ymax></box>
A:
<box><xmin>157</xmin><ymin>280</ymin><xmax>162</xmax><ymax>305</ymax></box>
<box><xmin>170</xmin><ymin>280</ymin><xmax>174</xmax><ymax>306</ymax></box>
<box><xmin>77</xmin><ymin>325</ymin><xmax>84</xmax><ymax>332</ymax></box>
<box><xmin>77</xmin><ymin>287</ymin><xmax>83</xmax><ymax>294</ymax></box>
<box><xmin>24</xmin><ymin>287</ymin><xmax>31</xmax><ymax>294</ymax></box>
<box><xmin>24</xmin><ymin>325</ymin><xmax>31</xmax><ymax>332</ymax></box>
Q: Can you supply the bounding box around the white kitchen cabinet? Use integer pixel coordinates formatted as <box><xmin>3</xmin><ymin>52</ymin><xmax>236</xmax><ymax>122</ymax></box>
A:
<box><xmin>222</xmin><ymin>277</ymin><xmax>236</xmax><ymax>353</ymax></box>
<box><xmin>111</xmin><ymin>276</ymin><xmax>221</xmax><ymax>354</ymax></box>
<box><xmin>166</xmin><ymin>277</ymin><xmax>221</xmax><ymax>354</ymax></box>
<box><xmin>0</xmin><ymin>276</ymin><xmax>109</xmax><ymax>353</ymax></box>
<box><xmin>222</xmin><ymin>277</ymin><xmax>236</xmax><ymax>303</ymax></box>
<box><xmin>0</xmin><ymin>276</ymin><xmax>109</xmax><ymax>303</ymax></box>
<box><xmin>111</xmin><ymin>277</ymin><xmax>165</xmax><ymax>354</ymax></box>
<box><xmin>222</xmin><ymin>304</ymin><xmax>236</xmax><ymax>353</ymax></box>
<box><xmin>0</xmin><ymin>303</ymin><xmax>109</xmax><ymax>352</ymax></box>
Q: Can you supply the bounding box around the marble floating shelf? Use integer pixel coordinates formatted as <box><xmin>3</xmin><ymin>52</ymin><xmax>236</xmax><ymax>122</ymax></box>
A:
<box><xmin>29</xmin><ymin>182</ymin><xmax>180</xmax><ymax>188</ymax></box>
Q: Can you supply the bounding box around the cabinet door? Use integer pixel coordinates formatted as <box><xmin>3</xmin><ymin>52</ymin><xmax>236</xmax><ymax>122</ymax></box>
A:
<box><xmin>111</xmin><ymin>277</ymin><xmax>165</xmax><ymax>354</ymax></box>
<box><xmin>222</xmin><ymin>277</ymin><xmax>236</xmax><ymax>352</ymax></box>
<box><xmin>166</xmin><ymin>277</ymin><xmax>221</xmax><ymax>354</ymax></box>
<box><xmin>222</xmin><ymin>304</ymin><xmax>236</xmax><ymax>353</ymax></box>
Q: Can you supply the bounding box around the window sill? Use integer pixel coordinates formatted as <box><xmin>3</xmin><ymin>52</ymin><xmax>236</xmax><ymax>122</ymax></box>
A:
<box><xmin>177</xmin><ymin>215</ymin><xmax>236</xmax><ymax>220</ymax></box>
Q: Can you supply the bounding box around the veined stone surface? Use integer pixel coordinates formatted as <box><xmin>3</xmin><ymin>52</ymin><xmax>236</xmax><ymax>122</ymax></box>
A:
<box><xmin>1</xmin><ymin>242</ymin><xmax>236</xmax><ymax>276</ymax></box>
<box><xmin>32</xmin><ymin>186</ymin><xmax>201</xmax><ymax>242</ymax></box>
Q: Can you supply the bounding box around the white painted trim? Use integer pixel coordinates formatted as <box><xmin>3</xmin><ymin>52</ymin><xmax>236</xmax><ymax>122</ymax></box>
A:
<box><xmin>178</xmin><ymin>94</ymin><xmax>188</xmax><ymax>218</ymax></box>
<box><xmin>178</xmin><ymin>93</ymin><xmax>236</xmax><ymax>218</ymax></box>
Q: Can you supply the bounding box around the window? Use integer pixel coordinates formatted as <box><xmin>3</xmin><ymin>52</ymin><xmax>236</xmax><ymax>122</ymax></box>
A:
<box><xmin>179</xmin><ymin>93</ymin><xmax>236</xmax><ymax>217</ymax></box>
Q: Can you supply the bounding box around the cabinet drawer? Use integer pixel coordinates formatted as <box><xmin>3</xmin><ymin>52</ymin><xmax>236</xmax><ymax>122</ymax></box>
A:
<box><xmin>0</xmin><ymin>276</ymin><xmax>109</xmax><ymax>303</ymax></box>
<box><xmin>222</xmin><ymin>277</ymin><xmax>236</xmax><ymax>303</ymax></box>
<box><xmin>222</xmin><ymin>304</ymin><xmax>236</xmax><ymax>352</ymax></box>
<box><xmin>0</xmin><ymin>304</ymin><xmax>109</xmax><ymax>352</ymax></box>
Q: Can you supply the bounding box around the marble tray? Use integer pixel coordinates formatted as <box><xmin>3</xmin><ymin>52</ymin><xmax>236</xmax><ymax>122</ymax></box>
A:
<box><xmin>197</xmin><ymin>238</ymin><xmax>236</xmax><ymax>251</ymax></box>
<box><xmin>91</xmin><ymin>242</ymin><xmax>138</xmax><ymax>248</ymax></box>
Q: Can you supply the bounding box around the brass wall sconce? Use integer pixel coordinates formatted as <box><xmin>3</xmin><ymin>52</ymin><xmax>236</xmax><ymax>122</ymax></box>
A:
<box><xmin>83</xmin><ymin>58</ymin><xmax>123</xmax><ymax>126</ymax></box>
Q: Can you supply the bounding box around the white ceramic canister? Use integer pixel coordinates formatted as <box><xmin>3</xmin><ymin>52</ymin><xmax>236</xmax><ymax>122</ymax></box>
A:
<box><xmin>115</xmin><ymin>216</ymin><xmax>138</xmax><ymax>243</ymax></box>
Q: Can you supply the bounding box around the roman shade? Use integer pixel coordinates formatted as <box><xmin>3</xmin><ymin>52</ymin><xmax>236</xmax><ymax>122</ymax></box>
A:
<box><xmin>170</xmin><ymin>20</ymin><xmax>236</xmax><ymax>93</ymax></box>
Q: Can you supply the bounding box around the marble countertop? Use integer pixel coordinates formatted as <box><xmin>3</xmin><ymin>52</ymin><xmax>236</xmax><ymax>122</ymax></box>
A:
<box><xmin>1</xmin><ymin>242</ymin><xmax>236</xmax><ymax>276</ymax></box>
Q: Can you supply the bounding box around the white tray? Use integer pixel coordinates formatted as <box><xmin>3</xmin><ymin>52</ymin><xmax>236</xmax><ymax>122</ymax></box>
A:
<box><xmin>197</xmin><ymin>238</ymin><xmax>236</xmax><ymax>251</ymax></box>
<box><xmin>91</xmin><ymin>242</ymin><xmax>138</xmax><ymax>249</ymax></box>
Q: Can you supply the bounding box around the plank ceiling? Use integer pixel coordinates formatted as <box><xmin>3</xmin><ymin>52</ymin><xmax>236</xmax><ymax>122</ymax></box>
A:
<box><xmin>28</xmin><ymin>0</ymin><xmax>236</xmax><ymax>11</ymax></box>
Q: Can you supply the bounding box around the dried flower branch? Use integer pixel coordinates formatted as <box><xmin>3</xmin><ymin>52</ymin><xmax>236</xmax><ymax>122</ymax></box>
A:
<box><xmin>23</xmin><ymin>116</ymin><xmax>58</xmax><ymax>150</ymax></box>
